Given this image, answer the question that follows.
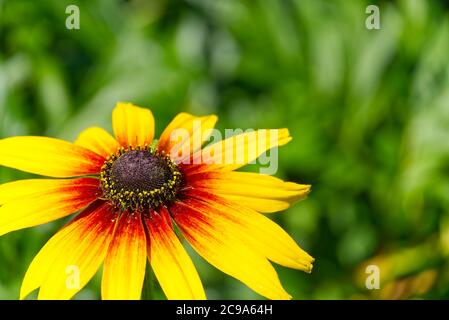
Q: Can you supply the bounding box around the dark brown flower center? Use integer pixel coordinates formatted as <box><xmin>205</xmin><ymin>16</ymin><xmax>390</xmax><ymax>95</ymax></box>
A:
<box><xmin>100</xmin><ymin>147</ymin><xmax>182</xmax><ymax>211</ymax></box>
<box><xmin>111</xmin><ymin>150</ymin><xmax>172</xmax><ymax>191</ymax></box>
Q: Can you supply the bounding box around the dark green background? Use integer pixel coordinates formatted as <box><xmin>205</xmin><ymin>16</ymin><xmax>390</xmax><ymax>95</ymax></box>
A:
<box><xmin>1</xmin><ymin>0</ymin><xmax>449</xmax><ymax>299</ymax></box>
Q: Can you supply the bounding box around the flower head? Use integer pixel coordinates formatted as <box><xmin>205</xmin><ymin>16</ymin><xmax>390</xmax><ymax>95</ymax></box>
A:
<box><xmin>0</xmin><ymin>102</ymin><xmax>313</xmax><ymax>300</ymax></box>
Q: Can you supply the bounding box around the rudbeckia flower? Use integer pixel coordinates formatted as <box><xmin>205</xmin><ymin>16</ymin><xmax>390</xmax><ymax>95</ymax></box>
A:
<box><xmin>0</xmin><ymin>102</ymin><xmax>313</xmax><ymax>300</ymax></box>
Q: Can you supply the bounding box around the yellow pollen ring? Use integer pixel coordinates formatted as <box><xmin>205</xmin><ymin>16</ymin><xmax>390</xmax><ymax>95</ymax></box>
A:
<box><xmin>100</xmin><ymin>145</ymin><xmax>182</xmax><ymax>211</ymax></box>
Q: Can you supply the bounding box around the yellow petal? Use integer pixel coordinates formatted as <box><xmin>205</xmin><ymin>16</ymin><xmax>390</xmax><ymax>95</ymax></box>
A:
<box><xmin>21</xmin><ymin>201</ymin><xmax>117</xmax><ymax>300</ymax></box>
<box><xmin>188</xmin><ymin>171</ymin><xmax>311</xmax><ymax>213</ymax></box>
<box><xmin>171</xmin><ymin>201</ymin><xmax>292</xmax><ymax>300</ymax></box>
<box><xmin>182</xmin><ymin>190</ymin><xmax>314</xmax><ymax>272</ymax></box>
<box><xmin>144</xmin><ymin>208</ymin><xmax>206</xmax><ymax>300</ymax></box>
<box><xmin>188</xmin><ymin>128</ymin><xmax>291</xmax><ymax>172</ymax></box>
<box><xmin>75</xmin><ymin>127</ymin><xmax>119</xmax><ymax>159</ymax></box>
<box><xmin>112</xmin><ymin>102</ymin><xmax>155</xmax><ymax>148</ymax></box>
<box><xmin>101</xmin><ymin>210</ymin><xmax>147</xmax><ymax>300</ymax></box>
<box><xmin>223</xmin><ymin>196</ymin><xmax>302</xmax><ymax>213</ymax></box>
<box><xmin>0</xmin><ymin>178</ymin><xmax>81</xmax><ymax>205</ymax></box>
<box><xmin>158</xmin><ymin>112</ymin><xmax>218</xmax><ymax>160</ymax></box>
<box><xmin>0</xmin><ymin>136</ymin><xmax>105</xmax><ymax>177</ymax></box>
<box><xmin>0</xmin><ymin>178</ymin><xmax>100</xmax><ymax>236</ymax></box>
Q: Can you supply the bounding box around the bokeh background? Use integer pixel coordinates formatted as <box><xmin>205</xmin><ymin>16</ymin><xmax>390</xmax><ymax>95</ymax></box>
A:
<box><xmin>1</xmin><ymin>0</ymin><xmax>449</xmax><ymax>300</ymax></box>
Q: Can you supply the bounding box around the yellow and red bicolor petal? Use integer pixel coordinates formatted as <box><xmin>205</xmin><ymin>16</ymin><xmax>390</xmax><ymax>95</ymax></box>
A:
<box><xmin>186</xmin><ymin>128</ymin><xmax>291</xmax><ymax>173</ymax></box>
<box><xmin>170</xmin><ymin>201</ymin><xmax>292</xmax><ymax>300</ymax></box>
<box><xmin>75</xmin><ymin>127</ymin><xmax>119</xmax><ymax>159</ymax></box>
<box><xmin>157</xmin><ymin>112</ymin><xmax>218</xmax><ymax>159</ymax></box>
<box><xmin>20</xmin><ymin>201</ymin><xmax>117</xmax><ymax>300</ymax></box>
<box><xmin>180</xmin><ymin>190</ymin><xmax>314</xmax><ymax>272</ymax></box>
<box><xmin>112</xmin><ymin>102</ymin><xmax>155</xmax><ymax>148</ymax></box>
<box><xmin>187</xmin><ymin>171</ymin><xmax>311</xmax><ymax>213</ymax></box>
<box><xmin>0</xmin><ymin>178</ymin><xmax>100</xmax><ymax>236</ymax></box>
<box><xmin>0</xmin><ymin>136</ymin><xmax>104</xmax><ymax>177</ymax></box>
<box><xmin>144</xmin><ymin>207</ymin><xmax>206</xmax><ymax>300</ymax></box>
<box><xmin>101</xmin><ymin>210</ymin><xmax>147</xmax><ymax>300</ymax></box>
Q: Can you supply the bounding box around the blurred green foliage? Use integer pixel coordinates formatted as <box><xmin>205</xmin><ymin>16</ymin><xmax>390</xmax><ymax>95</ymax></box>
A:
<box><xmin>1</xmin><ymin>0</ymin><xmax>449</xmax><ymax>299</ymax></box>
